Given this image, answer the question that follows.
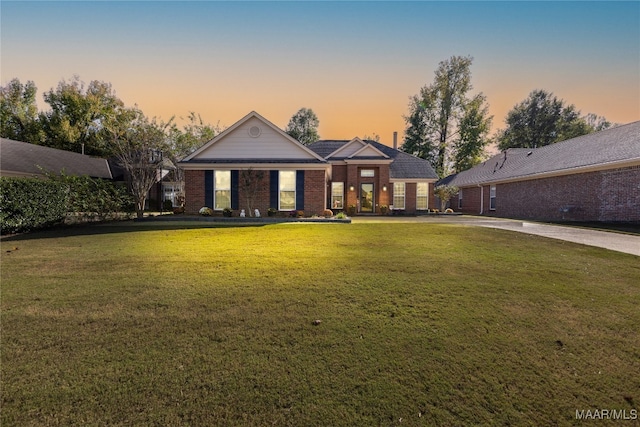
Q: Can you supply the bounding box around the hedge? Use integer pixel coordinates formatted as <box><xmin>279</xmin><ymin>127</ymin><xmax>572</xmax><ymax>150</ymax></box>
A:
<box><xmin>0</xmin><ymin>178</ymin><xmax>68</xmax><ymax>234</ymax></box>
<box><xmin>0</xmin><ymin>176</ymin><xmax>134</xmax><ymax>235</ymax></box>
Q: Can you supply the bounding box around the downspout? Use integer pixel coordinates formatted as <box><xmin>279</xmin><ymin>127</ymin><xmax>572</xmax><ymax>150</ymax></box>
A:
<box><xmin>478</xmin><ymin>184</ymin><xmax>484</xmax><ymax>215</ymax></box>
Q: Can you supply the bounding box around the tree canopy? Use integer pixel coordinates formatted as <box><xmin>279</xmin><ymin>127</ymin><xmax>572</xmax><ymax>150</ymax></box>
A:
<box><xmin>0</xmin><ymin>78</ymin><xmax>44</xmax><ymax>144</ymax></box>
<box><xmin>402</xmin><ymin>56</ymin><xmax>492</xmax><ymax>177</ymax></box>
<box><xmin>496</xmin><ymin>89</ymin><xmax>611</xmax><ymax>150</ymax></box>
<box><xmin>285</xmin><ymin>108</ymin><xmax>320</xmax><ymax>145</ymax></box>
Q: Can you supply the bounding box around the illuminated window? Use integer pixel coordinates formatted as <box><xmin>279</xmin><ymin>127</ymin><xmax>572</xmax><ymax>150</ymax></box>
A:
<box><xmin>331</xmin><ymin>182</ymin><xmax>344</xmax><ymax>209</ymax></box>
<box><xmin>279</xmin><ymin>171</ymin><xmax>296</xmax><ymax>210</ymax></box>
<box><xmin>214</xmin><ymin>170</ymin><xmax>231</xmax><ymax>210</ymax></box>
<box><xmin>416</xmin><ymin>182</ymin><xmax>429</xmax><ymax>210</ymax></box>
<box><xmin>393</xmin><ymin>182</ymin><xmax>405</xmax><ymax>209</ymax></box>
<box><xmin>360</xmin><ymin>169</ymin><xmax>375</xmax><ymax>177</ymax></box>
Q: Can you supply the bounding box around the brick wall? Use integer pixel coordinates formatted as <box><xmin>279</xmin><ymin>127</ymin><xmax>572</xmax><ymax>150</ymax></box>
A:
<box><xmin>486</xmin><ymin>166</ymin><xmax>640</xmax><ymax>222</ymax></box>
<box><xmin>184</xmin><ymin>170</ymin><xmax>205</xmax><ymax>214</ymax></box>
<box><xmin>184</xmin><ymin>168</ymin><xmax>327</xmax><ymax>216</ymax></box>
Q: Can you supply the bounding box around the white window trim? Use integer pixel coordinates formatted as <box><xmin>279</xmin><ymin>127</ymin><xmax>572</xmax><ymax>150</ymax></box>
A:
<box><xmin>490</xmin><ymin>185</ymin><xmax>496</xmax><ymax>211</ymax></box>
<box><xmin>393</xmin><ymin>182</ymin><xmax>406</xmax><ymax>210</ymax></box>
<box><xmin>279</xmin><ymin>170</ymin><xmax>296</xmax><ymax>211</ymax></box>
<box><xmin>416</xmin><ymin>182</ymin><xmax>429</xmax><ymax>210</ymax></box>
<box><xmin>214</xmin><ymin>170</ymin><xmax>231</xmax><ymax>210</ymax></box>
<box><xmin>331</xmin><ymin>182</ymin><xmax>344</xmax><ymax>210</ymax></box>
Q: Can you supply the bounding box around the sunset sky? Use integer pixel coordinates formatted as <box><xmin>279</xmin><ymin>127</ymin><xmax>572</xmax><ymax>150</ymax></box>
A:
<box><xmin>2</xmin><ymin>1</ymin><xmax>638</xmax><ymax>147</ymax></box>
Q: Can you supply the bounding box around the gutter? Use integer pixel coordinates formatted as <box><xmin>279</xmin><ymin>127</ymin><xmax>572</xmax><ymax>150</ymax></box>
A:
<box><xmin>478</xmin><ymin>184</ymin><xmax>484</xmax><ymax>215</ymax></box>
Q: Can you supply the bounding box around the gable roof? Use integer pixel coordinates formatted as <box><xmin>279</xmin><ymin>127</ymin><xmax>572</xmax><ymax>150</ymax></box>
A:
<box><xmin>440</xmin><ymin>121</ymin><xmax>640</xmax><ymax>187</ymax></box>
<box><xmin>181</xmin><ymin>111</ymin><xmax>326</xmax><ymax>165</ymax></box>
<box><xmin>0</xmin><ymin>138</ymin><xmax>113</xmax><ymax>179</ymax></box>
<box><xmin>308</xmin><ymin>139</ymin><xmax>438</xmax><ymax>180</ymax></box>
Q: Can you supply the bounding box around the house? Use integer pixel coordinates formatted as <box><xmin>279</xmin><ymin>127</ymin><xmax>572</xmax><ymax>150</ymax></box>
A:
<box><xmin>179</xmin><ymin>111</ymin><xmax>438</xmax><ymax>216</ymax></box>
<box><xmin>438</xmin><ymin>121</ymin><xmax>640</xmax><ymax>223</ymax></box>
<box><xmin>0</xmin><ymin>137</ymin><xmax>113</xmax><ymax>179</ymax></box>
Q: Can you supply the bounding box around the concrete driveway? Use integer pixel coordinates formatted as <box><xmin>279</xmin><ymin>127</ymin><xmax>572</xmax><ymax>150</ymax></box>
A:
<box><xmin>352</xmin><ymin>216</ymin><xmax>640</xmax><ymax>256</ymax></box>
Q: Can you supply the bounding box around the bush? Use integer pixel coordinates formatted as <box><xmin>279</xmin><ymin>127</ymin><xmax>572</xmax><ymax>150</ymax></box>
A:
<box><xmin>222</xmin><ymin>207</ymin><xmax>233</xmax><ymax>217</ymax></box>
<box><xmin>0</xmin><ymin>178</ymin><xmax>67</xmax><ymax>234</ymax></box>
<box><xmin>335</xmin><ymin>212</ymin><xmax>347</xmax><ymax>219</ymax></box>
<box><xmin>162</xmin><ymin>200</ymin><xmax>173</xmax><ymax>211</ymax></box>
<box><xmin>323</xmin><ymin>209</ymin><xmax>333</xmax><ymax>218</ymax></box>
<box><xmin>267</xmin><ymin>207</ymin><xmax>278</xmax><ymax>217</ymax></box>
<box><xmin>199</xmin><ymin>207</ymin><xmax>213</xmax><ymax>216</ymax></box>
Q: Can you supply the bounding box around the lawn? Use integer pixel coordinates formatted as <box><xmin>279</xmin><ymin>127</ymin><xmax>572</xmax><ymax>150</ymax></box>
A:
<box><xmin>1</xmin><ymin>222</ymin><xmax>639</xmax><ymax>426</ymax></box>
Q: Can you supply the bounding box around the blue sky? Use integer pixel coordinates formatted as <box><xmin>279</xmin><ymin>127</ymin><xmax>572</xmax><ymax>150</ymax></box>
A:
<box><xmin>2</xmin><ymin>1</ymin><xmax>638</xmax><ymax>142</ymax></box>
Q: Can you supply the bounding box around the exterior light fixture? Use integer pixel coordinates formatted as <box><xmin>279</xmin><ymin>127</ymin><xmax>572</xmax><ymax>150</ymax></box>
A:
<box><xmin>383</xmin><ymin>185</ymin><xmax>387</xmax><ymax>192</ymax></box>
<box><xmin>349</xmin><ymin>185</ymin><xmax>355</xmax><ymax>191</ymax></box>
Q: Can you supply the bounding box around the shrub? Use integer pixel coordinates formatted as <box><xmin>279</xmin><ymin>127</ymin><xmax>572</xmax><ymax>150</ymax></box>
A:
<box><xmin>267</xmin><ymin>207</ymin><xmax>278</xmax><ymax>217</ymax></box>
<box><xmin>0</xmin><ymin>177</ymin><xmax>67</xmax><ymax>234</ymax></box>
<box><xmin>296</xmin><ymin>210</ymin><xmax>304</xmax><ymax>218</ymax></box>
<box><xmin>162</xmin><ymin>200</ymin><xmax>173</xmax><ymax>211</ymax></box>
<box><xmin>199</xmin><ymin>207</ymin><xmax>213</xmax><ymax>216</ymax></box>
<box><xmin>445</xmin><ymin>208</ymin><xmax>454</xmax><ymax>213</ymax></box>
<box><xmin>323</xmin><ymin>209</ymin><xmax>333</xmax><ymax>218</ymax></box>
<box><xmin>335</xmin><ymin>212</ymin><xmax>347</xmax><ymax>219</ymax></box>
<box><xmin>379</xmin><ymin>205</ymin><xmax>388</xmax><ymax>215</ymax></box>
<box><xmin>222</xmin><ymin>207</ymin><xmax>233</xmax><ymax>217</ymax></box>
<box><xmin>347</xmin><ymin>205</ymin><xmax>357</xmax><ymax>216</ymax></box>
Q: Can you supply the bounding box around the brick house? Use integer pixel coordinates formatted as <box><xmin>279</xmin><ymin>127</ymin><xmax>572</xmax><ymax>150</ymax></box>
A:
<box><xmin>438</xmin><ymin>121</ymin><xmax>640</xmax><ymax>223</ymax></box>
<box><xmin>179</xmin><ymin>111</ymin><xmax>438</xmax><ymax>216</ymax></box>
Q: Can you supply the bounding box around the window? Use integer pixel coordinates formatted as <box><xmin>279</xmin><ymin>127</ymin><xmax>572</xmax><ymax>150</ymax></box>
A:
<box><xmin>458</xmin><ymin>189</ymin><xmax>463</xmax><ymax>209</ymax></box>
<box><xmin>416</xmin><ymin>183</ymin><xmax>429</xmax><ymax>210</ymax></box>
<box><xmin>393</xmin><ymin>182</ymin><xmax>405</xmax><ymax>209</ymax></box>
<box><xmin>279</xmin><ymin>171</ymin><xmax>296</xmax><ymax>210</ymax></box>
<box><xmin>360</xmin><ymin>169</ymin><xmax>375</xmax><ymax>177</ymax></box>
<box><xmin>490</xmin><ymin>185</ymin><xmax>496</xmax><ymax>210</ymax></box>
<box><xmin>331</xmin><ymin>182</ymin><xmax>344</xmax><ymax>209</ymax></box>
<box><xmin>214</xmin><ymin>170</ymin><xmax>231</xmax><ymax>210</ymax></box>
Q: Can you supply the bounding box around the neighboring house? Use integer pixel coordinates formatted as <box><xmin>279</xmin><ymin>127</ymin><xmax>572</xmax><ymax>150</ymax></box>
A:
<box><xmin>179</xmin><ymin>111</ymin><xmax>438</xmax><ymax>215</ymax></box>
<box><xmin>0</xmin><ymin>137</ymin><xmax>113</xmax><ymax>179</ymax></box>
<box><xmin>438</xmin><ymin>121</ymin><xmax>640</xmax><ymax>223</ymax></box>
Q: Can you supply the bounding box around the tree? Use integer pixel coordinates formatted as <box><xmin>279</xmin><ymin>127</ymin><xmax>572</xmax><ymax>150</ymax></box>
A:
<box><xmin>40</xmin><ymin>76</ymin><xmax>125</xmax><ymax>156</ymax></box>
<box><xmin>285</xmin><ymin>108</ymin><xmax>320</xmax><ymax>145</ymax></box>
<box><xmin>496</xmin><ymin>89</ymin><xmax>608</xmax><ymax>150</ymax></box>
<box><xmin>239</xmin><ymin>168</ymin><xmax>265</xmax><ymax>217</ymax></box>
<box><xmin>166</xmin><ymin>112</ymin><xmax>222</xmax><ymax>205</ymax></box>
<box><xmin>453</xmin><ymin>93</ymin><xmax>492</xmax><ymax>172</ymax></box>
<box><xmin>105</xmin><ymin>108</ymin><xmax>169</xmax><ymax>218</ymax></box>
<box><xmin>402</xmin><ymin>56</ymin><xmax>490</xmax><ymax>177</ymax></box>
<box><xmin>0</xmin><ymin>78</ymin><xmax>45</xmax><ymax>144</ymax></box>
<box><xmin>434</xmin><ymin>184</ymin><xmax>459</xmax><ymax>212</ymax></box>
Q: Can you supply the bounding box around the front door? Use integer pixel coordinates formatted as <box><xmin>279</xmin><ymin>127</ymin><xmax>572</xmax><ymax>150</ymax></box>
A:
<box><xmin>360</xmin><ymin>183</ymin><xmax>374</xmax><ymax>213</ymax></box>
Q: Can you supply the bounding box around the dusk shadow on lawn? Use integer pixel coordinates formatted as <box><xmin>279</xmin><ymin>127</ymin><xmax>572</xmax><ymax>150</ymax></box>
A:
<box><xmin>1</xmin><ymin>220</ymin><xmax>268</xmax><ymax>242</ymax></box>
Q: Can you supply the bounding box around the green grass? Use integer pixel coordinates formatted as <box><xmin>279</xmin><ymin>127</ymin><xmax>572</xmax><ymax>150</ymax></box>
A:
<box><xmin>2</xmin><ymin>222</ymin><xmax>639</xmax><ymax>426</ymax></box>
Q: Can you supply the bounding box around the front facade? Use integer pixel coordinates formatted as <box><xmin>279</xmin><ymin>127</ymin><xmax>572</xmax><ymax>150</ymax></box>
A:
<box><xmin>179</xmin><ymin>112</ymin><xmax>438</xmax><ymax>216</ymax></box>
<box><xmin>440</xmin><ymin>121</ymin><xmax>640</xmax><ymax>223</ymax></box>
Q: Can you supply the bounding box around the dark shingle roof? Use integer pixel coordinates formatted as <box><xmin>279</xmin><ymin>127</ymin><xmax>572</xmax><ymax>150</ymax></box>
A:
<box><xmin>308</xmin><ymin>140</ymin><xmax>439</xmax><ymax>180</ymax></box>
<box><xmin>441</xmin><ymin>121</ymin><xmax>640</xmax><ymax>187</ymax></box>
<box><xmin>0</xmin><ymin>138</ymin><xmax>113</xmax><ymax>179</ymax></box>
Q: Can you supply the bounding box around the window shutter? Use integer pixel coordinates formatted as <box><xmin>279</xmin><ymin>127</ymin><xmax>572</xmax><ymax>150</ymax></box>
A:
<box><xmin>231</xmin><ymin>170</ymin><xmax>239</xmax><ymax>210</ymax></box>
<box><xmin>204</xmin><ymin>170</ymin><xmax>214</xmax><ymax>208</ymax></box>
<box><xmin>296</xmin><ymin>170</ymin><xmax>305</xmax><ymax>210</ymax></box>
<box><xmin>270</xmin><ymin>170</ymin><xmax>279</xmax><ymax>209</ymax></box>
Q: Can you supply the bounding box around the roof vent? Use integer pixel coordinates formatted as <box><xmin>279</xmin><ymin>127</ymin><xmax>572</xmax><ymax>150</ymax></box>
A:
<box><xmin>248</xmin><ymin>126</ymin><xmax>261</xmax><ymax>138</ymax></box>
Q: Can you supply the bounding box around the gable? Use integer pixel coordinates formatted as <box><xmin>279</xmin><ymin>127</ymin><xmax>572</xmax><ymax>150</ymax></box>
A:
<box><xmin>326</xmin><ymin>138</ymin><xmax>367</xmax><ymax>159</ymax></box>
<box><xmin>349</xmin><ymin>143</ymin><xmax>389</xmax><ymax>159</ymax></box>
<box><xmin>184</xmin><ymin>112</ymin><xmax>324</xmax><ymax>162</ymax></box>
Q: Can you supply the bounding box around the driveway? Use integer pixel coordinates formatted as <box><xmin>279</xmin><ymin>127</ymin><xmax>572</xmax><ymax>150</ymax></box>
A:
<box><xmin>352</xmin><ymin>216</ymin><xmax>640</xmax><ymax>256</ymax></box>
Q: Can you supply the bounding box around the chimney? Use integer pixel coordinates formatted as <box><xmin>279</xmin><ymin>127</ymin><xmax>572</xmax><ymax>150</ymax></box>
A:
<box><xmin>393</xmin><ymin>131</ymin><xmax>398</xmax><ymax>150</ymax></box>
